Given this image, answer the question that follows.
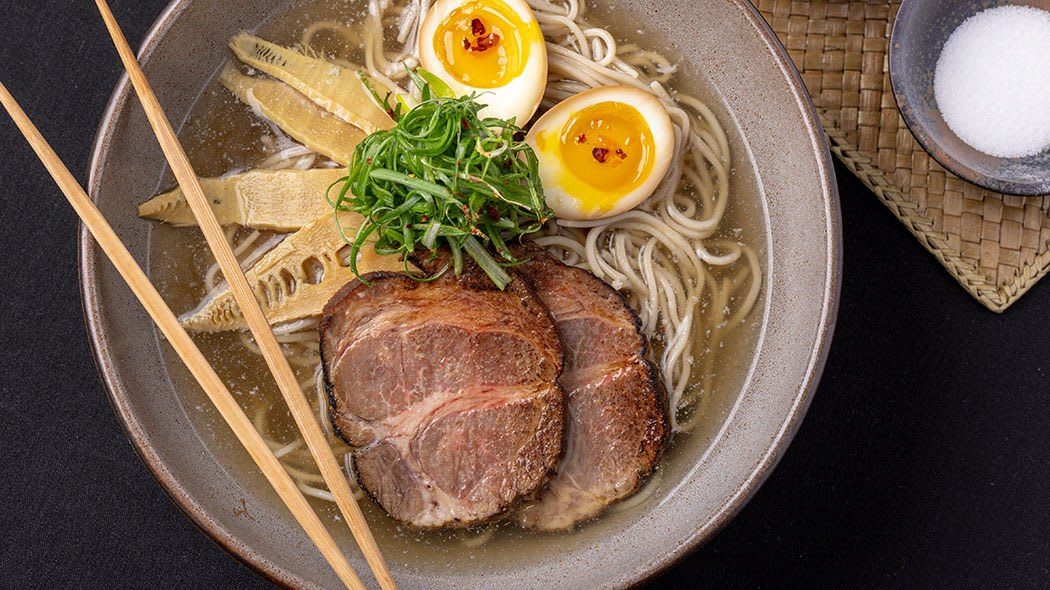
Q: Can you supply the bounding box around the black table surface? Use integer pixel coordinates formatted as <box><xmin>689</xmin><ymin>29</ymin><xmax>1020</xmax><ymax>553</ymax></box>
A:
<box><xmin>2</xmin><ymin>2</ymin><xmax>1048</xmax><ymax>588</ymax></box>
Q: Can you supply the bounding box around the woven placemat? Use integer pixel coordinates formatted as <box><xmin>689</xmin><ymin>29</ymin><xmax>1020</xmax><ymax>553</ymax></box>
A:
<box><xmin>756</xmin><ymin>0</ymin><xmax>1050</xmax><ymax>312</ymax></box>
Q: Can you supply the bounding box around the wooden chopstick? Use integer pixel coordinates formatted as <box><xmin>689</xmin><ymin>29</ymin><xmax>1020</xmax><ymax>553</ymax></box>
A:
<box><xmin>92</xmin><ymin>2</ymin><xmax>397</xmax><ymax>589</ymax></box>
<box><xmin>0</xmin><ymin>80</ymin><xmax>365</xmax><ymax>590</ymax></box>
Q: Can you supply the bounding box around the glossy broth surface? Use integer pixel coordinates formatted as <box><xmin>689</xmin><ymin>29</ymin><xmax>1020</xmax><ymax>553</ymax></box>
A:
<box><xmin>147</xmin><ymin>0</ymin><xmax>768</xmax><ymax>572</ymax></box>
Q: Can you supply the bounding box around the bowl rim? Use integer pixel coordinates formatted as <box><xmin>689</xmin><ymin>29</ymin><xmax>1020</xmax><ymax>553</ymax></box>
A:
<box><xmin>888</xmin><ymin>0</ymin><xmax>1050</xmax><ymax>197</ymax></box>
<box><xmin>79</xmin><ymin>1</ymin><xmax>842</xmax><ymax>587</ymax></box>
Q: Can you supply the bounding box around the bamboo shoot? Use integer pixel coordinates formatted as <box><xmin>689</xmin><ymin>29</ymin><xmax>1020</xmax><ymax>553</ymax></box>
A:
<box><xmin>219</xmin><ymin>64</ymin><xmax>364</xmax><ymax>165</ymax></box>
<box><xmin>139</xmin><ymin>169</ymin><xmax>345</xmax><ymax>231</ymax></box>
<box><xmin>229</xmin><ymin>33</ymin><xmax>394</xmax><ymax>134</ymax></box>
<box><xmin>181</xmin><ymin>211</ymin><xmax>404</xmax><ymax>332</ymax></box>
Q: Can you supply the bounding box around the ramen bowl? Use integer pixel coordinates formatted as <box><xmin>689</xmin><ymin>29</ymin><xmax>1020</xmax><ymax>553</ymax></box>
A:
<box><xmin>80</xmin><ymin>0</ymin><xmax>841</xmax><ymax>588</ymax></box>
<box><xmin>889</xmin><ymin>0</ymin><xmax>1050</xmax><ymax>196</ymax></box>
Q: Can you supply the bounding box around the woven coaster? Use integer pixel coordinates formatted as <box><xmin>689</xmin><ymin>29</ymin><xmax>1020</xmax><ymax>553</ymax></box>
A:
<box><xmin>756</xmin><ymin>0</ymin><xmax>1050</xmax><ymax>312</ymax></box>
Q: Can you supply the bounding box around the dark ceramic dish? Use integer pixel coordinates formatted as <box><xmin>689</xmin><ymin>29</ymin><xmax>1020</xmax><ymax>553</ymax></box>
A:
<box><xmin>80</xmin><ymin>1</ymin><xmax>841</xmax><ymax>588</ymax></box>
<box><xmin>890</xmin><ymin>0</ymin><xmax>1050</xmax><ymax>196</ymax></box>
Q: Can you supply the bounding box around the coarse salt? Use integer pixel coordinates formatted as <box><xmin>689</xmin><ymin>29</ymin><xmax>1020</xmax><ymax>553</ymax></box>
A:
<box><xmin>934</xmin><ymin>6</ymin><xmax>1050</xmax><ymax>158</ymax></box>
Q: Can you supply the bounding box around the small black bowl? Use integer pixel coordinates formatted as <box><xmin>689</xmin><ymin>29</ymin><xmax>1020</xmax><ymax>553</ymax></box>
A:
<box><xmin>889</xmin><ymin>0</ymin><xmax>1050</xmax><ymax>196</ymax></box>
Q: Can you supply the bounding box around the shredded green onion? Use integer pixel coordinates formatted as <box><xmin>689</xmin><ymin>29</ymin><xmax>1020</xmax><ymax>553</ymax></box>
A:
<box><xmin>331</xmin><ymin>71</ymin><xmax>550</xmax><ymax>289</ymax></box>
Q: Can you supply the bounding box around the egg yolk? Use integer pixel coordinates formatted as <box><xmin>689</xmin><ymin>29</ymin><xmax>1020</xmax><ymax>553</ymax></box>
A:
<box><xmin>434</xmin><ymin>0</ymin><xmax>533</xmax><ymax>88</ymax></box>
<box><xmin>537</xmin><ymin>101</ymin><xmax>656</xmax><ymax>214</ymax></box>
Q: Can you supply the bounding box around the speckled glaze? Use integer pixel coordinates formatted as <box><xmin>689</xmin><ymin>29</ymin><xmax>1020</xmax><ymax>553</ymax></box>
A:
<box><xmin>890</xmin><ymin>0</ymin><xmax>1050</xmax><ymax>196</ymax></box>
<box><xmin>79</xmin><ymin>1</ymin><xmax>841</xmax><ymax>588</ymax></box>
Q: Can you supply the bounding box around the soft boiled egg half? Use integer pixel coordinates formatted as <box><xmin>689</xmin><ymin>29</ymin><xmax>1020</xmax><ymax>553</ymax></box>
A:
<box><xmin>528</xmin><ymin>86</ymin><xmax>675</xmax><ymax>221</ymax></box>
<box><xmin>418</xmin><ymin>0</ymin><xmax>547</xmax><ymax>127</ymax></box>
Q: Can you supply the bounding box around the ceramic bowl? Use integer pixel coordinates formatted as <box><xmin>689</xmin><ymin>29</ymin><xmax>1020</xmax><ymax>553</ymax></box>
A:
<box><xmin>80</xmin><ymin>1</ymin><xmax>841</xmax><ymax>588</ymax></box>
<box><xmin>890</xmin><ymin>0</ymin><xmax>1050</xmax><ymax>196</ymax></box>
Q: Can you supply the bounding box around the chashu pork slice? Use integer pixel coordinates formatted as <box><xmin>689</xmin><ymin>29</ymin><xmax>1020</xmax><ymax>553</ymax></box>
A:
<box><xmin>512</xmin><ymin>245</ymin><xmax>670</xmax><ymax>531</ymax></box>
<box><xmin>319</xmin><ymin>262</ymin><xmax>565</xmax><ymax>528</ymax></box>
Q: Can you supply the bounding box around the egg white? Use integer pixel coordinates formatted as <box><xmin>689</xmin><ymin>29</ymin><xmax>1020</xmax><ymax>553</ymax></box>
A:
<box><xmin>418</xmin><ymin>0</ymin><xmax>548</xmax><ymax>127</ymax></box>
<box><xmin>527</xmin><ymin>85</ymin><xmax>675</xmax><ymax>221</ymax></box>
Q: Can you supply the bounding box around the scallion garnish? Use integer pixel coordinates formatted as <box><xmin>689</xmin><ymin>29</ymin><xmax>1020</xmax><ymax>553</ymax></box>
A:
<box><xmin>331</xmin><ymin>70</ymin><xmax>550</xmax><ymax>289</ymax></box>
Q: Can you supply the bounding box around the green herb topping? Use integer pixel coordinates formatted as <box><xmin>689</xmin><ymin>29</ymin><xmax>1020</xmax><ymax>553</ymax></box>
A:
<box><xmin>330</xmin><ymin>69</ymin><xmax>551</xmax><ymax>289</ymax></box>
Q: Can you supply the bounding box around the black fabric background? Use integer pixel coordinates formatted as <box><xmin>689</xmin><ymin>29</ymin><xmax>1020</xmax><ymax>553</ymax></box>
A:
<box><xmin>1</xmin><ymin>1</ymin><xmax>1048</xmax><ymax>588</ymax></box>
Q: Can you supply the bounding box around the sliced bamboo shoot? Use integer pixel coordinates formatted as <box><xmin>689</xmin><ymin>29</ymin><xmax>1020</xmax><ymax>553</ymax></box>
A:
<box><xmin>229</xmin><ymin>33</ymin><xmax>394</xmax><ymax>134</ymax></box>
<box><xmin>181</xmin><ymin>211</ymin><xmax>405</xmax><ymax>332</ymax></box>
<box><xmin>219</xmin><ymin>64</ymin><xmax>363</xmax><ymax>165</ymax></box>
<box><xmin>139</xmin><ymin>169</ymin><xmax>344</xmax><ymax>231</ymax></box>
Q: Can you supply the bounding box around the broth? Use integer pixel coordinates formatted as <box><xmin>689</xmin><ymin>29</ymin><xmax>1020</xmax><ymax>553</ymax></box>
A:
<box><xmin>147</xmin><ymin>0</ymin><xmax>767</xmax><ymax>572</ymax></box>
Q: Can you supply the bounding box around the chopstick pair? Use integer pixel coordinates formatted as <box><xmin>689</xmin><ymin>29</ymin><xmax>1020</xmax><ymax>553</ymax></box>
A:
<box><xmin>0</xmin><ymin>80</ymin><xmax>368</xmax><ymax>590</ymax></box>
<box><xmin>0</xmin><ymin>2</ymin><xmax>396</xmax><ymax>589</ymax></box>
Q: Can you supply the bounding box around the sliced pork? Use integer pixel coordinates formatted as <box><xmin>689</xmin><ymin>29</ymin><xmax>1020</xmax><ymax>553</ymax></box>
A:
<box><xmin>319</xmin><ymin>262</ymin><xmax>564</xmax><ymax>528</ymax></box>
<box><xmin>512</xmin><ymin>245</ymin><xmax>670</xmax><ymax>531</ymax></box>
